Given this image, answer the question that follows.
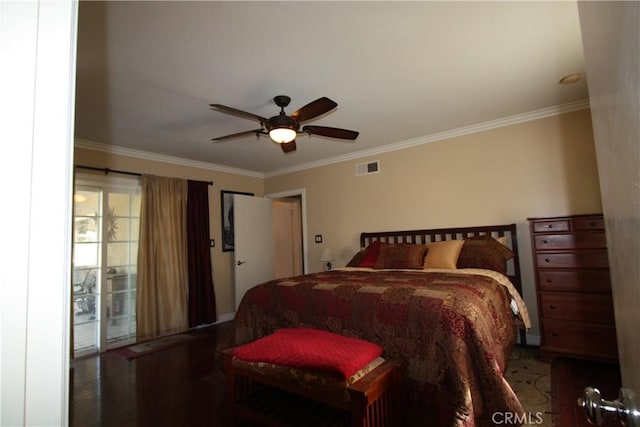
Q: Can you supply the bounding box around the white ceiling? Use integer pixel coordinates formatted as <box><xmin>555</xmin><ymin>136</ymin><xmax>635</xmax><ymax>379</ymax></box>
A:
<box><xmin>74</xmin><ymin>1</ymin><xmax>588</xmax><ymax>176</ymax></box>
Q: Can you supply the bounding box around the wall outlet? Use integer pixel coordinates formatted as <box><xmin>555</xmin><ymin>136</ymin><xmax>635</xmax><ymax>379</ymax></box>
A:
<box><xmin>315</xmin><ymin>235</ymin><xmax>323</xmax><ymax>243</ymax></box>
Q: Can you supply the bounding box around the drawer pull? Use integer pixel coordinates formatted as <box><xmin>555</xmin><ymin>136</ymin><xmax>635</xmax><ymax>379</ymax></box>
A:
<box><xmin>551</xmin><ymin>332</ymin><xmax>559</xmax><ymax>337</ymax></box>
<box><xmin>545</xmin><ymin>257</ymin><xmax>551</xmax><ymax>263</ymax></box>
<box><xmin>546</xmin><ymin>278</ymin><xmax>553</xmax><ymax>283</ymax></box>
<box><xmin>549</xmin><ymin>304</ymin><xmax>556</xmax><ymax>310</ymax></box>
<box><xmin>590</xmin><ymin>221</ymin><xmax>597</xmax><ymax>227</ymax></box>
<box><xmin>543</xmin><ymin>239</ymin><xmax>550</xmax><ymax>244</ymax></box>
<box><xmin>548</xmin><ymin>224</ymin><xmax>554</xmax><ymax>229</ymax></box>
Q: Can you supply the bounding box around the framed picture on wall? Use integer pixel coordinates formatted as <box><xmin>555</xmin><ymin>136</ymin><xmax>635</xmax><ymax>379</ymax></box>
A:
<box><xmin>221</xmin><ymin>190</ymin><xmax>254</xmax><ymax>252</ymax></box>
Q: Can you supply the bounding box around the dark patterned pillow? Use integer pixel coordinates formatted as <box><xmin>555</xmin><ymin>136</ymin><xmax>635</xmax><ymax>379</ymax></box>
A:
<box><xmin>374</xmin><ymin>243</ymin><xmax>428</xmax><ymax>269</ymax></box>
<box><xmin>456</xmin><ymin>235</ymin><xmax>514</xmax><ymax>274</ymax></box>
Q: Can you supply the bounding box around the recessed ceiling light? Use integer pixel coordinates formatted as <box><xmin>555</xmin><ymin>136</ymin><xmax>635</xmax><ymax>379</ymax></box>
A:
<box><xmin>559</xmin><ymin>73</ymin><xmax>582</xmax><ymax>85</ymax></box>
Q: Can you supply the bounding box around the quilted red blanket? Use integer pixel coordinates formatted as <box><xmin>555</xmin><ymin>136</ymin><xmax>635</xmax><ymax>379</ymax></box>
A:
<box><xmin>232</xmin><ymin>327</ymin><xmax>383</xmax><ymax>379</ymax></box>
<box><xmin>233</xmin><ymin>269</ymin><xmax>524</xmax><ymax>426</ymax></box>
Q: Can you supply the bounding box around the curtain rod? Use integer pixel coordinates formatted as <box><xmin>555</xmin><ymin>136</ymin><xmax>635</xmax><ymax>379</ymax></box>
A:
<box><xmin>75</xmin><ymin>165</ymin><xmax>213</xmax><ymax>186</ymax></box>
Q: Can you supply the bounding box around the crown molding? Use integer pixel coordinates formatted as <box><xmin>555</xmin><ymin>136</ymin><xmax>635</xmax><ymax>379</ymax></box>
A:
<box><xmin>75</xmin><ymin>99</ymin><xmax>589</xmax><ymax>179</ymax></box>
<box><xmin>264</xmin><ymin>99</ymin><xmax>590</xmax><ymax>177</ymax></box>
<box><xmin>74</xmin><ymin>139</ymin><xmax>265</xmax><ymax>178</ymax></box>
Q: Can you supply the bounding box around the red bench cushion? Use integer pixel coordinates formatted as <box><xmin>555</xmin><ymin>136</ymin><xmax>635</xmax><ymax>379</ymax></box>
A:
<box><xmin>232</xmin><ymin>328</ymin><xmax>383</xmax><ymax>379</ymax></box>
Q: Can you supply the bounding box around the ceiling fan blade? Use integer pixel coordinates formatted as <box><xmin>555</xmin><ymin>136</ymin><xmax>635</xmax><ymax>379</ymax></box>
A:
<box><xmin>280</xmin><ymin>140</ymin><xmax>297</xmax><ymax>153</ymax></box>
<box><xmin>210</xmin><ymin>104</ymin><xmax>266</xmax><ymax>123</ymax></box>
<box><xmin>212</xmin><ymin>129</ymin><xmax>264</xmax><ymax>142</ymax></box>
<box><xmin>302</xmin><ymin>125</ymin><xmax>359</xmax><ymax>140</ymax></box>
<box><xmin>291</xmin><ymin>97</ymin><xmax>337</xmax><ymax>123</ymax></box>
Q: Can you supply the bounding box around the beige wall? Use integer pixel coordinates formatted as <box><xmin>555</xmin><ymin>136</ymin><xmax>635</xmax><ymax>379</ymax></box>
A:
<box><xmin>74</xmin><ymin>146</ymin><xmax>264</xmax><ymax>317</ymax></box>
<box><xmin>265</xmin><ymin>109</ymin><xmax>603</xmax><ymax>339</ymax></box>
<box><xmin>75</xmin><ymin>109</ymin><xmax>602</xmax><ymax>336</ymax></box>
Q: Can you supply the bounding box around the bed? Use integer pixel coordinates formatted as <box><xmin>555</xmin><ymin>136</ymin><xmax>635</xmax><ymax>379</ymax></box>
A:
<box><xmin>232</xmin><ymin>224</ymin><xmax>531</xmax><ymax>426</ymax></box>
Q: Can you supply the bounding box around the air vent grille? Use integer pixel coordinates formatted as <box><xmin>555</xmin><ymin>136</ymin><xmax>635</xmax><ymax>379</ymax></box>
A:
<box><xmin>356</xmin><ymin>160</ymin><xmax>380</xmax><ymax>176</ymax></box>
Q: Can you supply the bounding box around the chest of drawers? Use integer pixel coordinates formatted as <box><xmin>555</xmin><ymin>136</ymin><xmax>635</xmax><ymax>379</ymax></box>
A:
<box><xmin>528</xmin><ymin>214</ymin><xmax>618</xmax><ymax>362</ymax></box>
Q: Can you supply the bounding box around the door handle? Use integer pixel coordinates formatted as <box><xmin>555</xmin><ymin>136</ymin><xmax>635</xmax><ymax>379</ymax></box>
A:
<box><xmin>578</xmin><ymin>387</ymin><xmax>640</xmax><ymax>426</ymax></box>
<box><xmin>236</xmin><ymin>260</ymin><xmax>247</xmax><ymax>266</ymax></box>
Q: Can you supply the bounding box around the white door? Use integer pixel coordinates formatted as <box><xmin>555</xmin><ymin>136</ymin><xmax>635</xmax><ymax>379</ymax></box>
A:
<box><xmin>72</xmin><ymin>180</ymin><xmax>140</xmax><ymax>357</ymax></box>
<box><xmin>576</xmin><ymin>3</ymin><xmax>639</xmax><ymax>423</ymax></box>
<box><xmin>233</xmin><ymin>195</ymin><xmax>274</xmax><ymax>310</ymax></box>
<box><xmin>273</xmin><ymin>199</ymin><xmax>303</xmax><ymax>279</ymax></box>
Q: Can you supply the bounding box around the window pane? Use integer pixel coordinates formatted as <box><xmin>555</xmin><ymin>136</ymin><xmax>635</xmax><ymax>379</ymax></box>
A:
<box><xmin>73</xmin><ymin>319</ymin><xmax>98</xmax><ymax>352</ymax></box>
<box><xmin>131</xmin><ymin>243</ymin><xmax>138</xmax><ymax>263</ymax></box>
<box><xmin>74</xmin><ymin>189</ymin><xmax>100</xmax><ymax>215</ymax></box>
<box><xmin>109</xmin><ymin>193</ymin><xmax>130</xmax><ymax>216</ymax></box>
<box><xmin>74</xmin><ymin>216</ymin><xmax>100</xmax><ymax>243</ymax></box>
<box><xmin>130</xmin><ymin>268</ymin><xmax>137</xmax><ymax>291</ymax></box>
<box><xmin>130</xmin><ymin>218</ymin><xmax>140</xmax><ymax>241</ymax></box>
<box><xmin>131</xmin><ymin>193</ymin><xmax>141</xmax><ymax>217</ymax></box>
<box><xmin>74</xmin><ymin>242</ymin><xmax>99</xmax><ymax>267</ymax></box>
<box><xmin>73</xmin><ymin>267</ymin><xmax>93</xmax><ymax>284</ymax></box>
<box><xmin>112</xmin><ymin>218</ymin><xmax>131</xmax><ymax>242</ymax></box>
<box><xmin>107</xmin><ymin>242</ymin><xmax>130</xmax><ymax>267</ymax></box>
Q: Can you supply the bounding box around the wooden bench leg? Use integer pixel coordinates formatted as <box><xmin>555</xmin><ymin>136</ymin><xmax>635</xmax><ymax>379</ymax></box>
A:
<box><xmin>223</xmin><ymin>347</ymin><xmax>402</xmax><ymax>427</ymax></box>
<box><xmin>222</xmin><ymin>349</ymin><xmax>236</xmax><ymax>426</ymax></box>
<box><xmin>349</xmin><ymin>392</ymin><xmax>367</xmax><ymax>427</ymax></box>
<box><xmin>348</xmin><ymin>361</ymin><xmax>402</xmax><ymax>427</ymax></box>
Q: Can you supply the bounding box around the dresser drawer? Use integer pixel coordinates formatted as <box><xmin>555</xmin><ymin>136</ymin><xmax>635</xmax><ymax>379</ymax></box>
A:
<box><xmin>536</xmin><ymin>251</ymin><xmax>609</xmax><ymax>269</ymax></box>
<box><xmin>573</xmin><ymin>216</ymin><xmax>605</xmax><ymax>231</ymax></box>
<box><xmin>542</xmin><ymin>320</ymin><xmax>618</xmax><ymax>360</ymax></box>
<box><xmin>534</xmin><ymin>233</ymin><xmax>607</xmax><ymax>250</ymax></box>
<box><xmin>540</xmin><ymin>293</ymin><xmax>615</xmax><ymax>324</ymax></box>
<box><xmin>538</xmin><ymin>270</ymin><xmax>612</xmax><ymax>293</ymax></box>
<box><xmin>532</xmin><ymin>220</ymin><xmax>570</xmax><ymax>233</ymax></box>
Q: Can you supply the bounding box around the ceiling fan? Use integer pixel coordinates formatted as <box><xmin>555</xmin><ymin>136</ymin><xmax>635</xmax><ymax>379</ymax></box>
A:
<box><xmin>210</xmin><ymin>96</ymin><xmax>359</xmax><ymax>153</ymax></box>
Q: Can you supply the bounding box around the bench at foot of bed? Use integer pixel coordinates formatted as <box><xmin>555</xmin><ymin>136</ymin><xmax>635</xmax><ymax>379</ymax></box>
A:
<box><xmin>222</xmin><ymin>329</ymin><xmax>402</xmax><ymax>427</ymax></box>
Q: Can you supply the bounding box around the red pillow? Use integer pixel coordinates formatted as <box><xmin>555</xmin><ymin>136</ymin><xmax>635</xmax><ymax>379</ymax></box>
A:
<box><xmin>233</xmin><ymin>328</ymin><xmax>383</xmax><ymax>379</ymax></box>
<box><xmin>358</xmin><ymin>241</ymin><xmax>382</xmax><ymax>268</ymax></box>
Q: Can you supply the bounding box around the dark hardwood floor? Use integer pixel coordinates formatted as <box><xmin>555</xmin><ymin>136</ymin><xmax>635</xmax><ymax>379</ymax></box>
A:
<box><xmin>74</xmin><ymin>321</ymin><xmax>617</xmax><ymax>427</ymax></box>
<box><xmin>70</xmin><ymin>321</ymin><xmax>235</xmax><ymax>427</ymax></box>
<box><xmin>551</xmin><ymin>357</ymin><xmax>622</xmax><ymax>427</ymax></box>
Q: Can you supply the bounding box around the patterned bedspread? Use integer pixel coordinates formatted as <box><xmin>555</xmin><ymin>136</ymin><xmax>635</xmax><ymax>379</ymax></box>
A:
<box><xmin>233</xmin><ymin>268</ymin><xmax>524</xmax><ymax>426</ymax></box>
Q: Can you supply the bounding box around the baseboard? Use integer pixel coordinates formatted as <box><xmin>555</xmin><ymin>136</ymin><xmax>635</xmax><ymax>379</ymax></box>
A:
<box><xmin>190</xmin><ymin>312</ymin><xmax>234</xmax><ymax>330</ymax></box>
<box><xmin>525</xmin><ymin>333</ymin><xmax>540</xmax><ymax>346</ymax></box>
<box><xmin>216</xmin><ymin>312</ymin><xmax>235</xmax><ymax>323</ymax></box>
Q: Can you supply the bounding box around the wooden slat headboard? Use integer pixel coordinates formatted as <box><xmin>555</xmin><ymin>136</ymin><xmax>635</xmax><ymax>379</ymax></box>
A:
<box><xmin>360</xmin><ymin>223</ymin><xmax>522</xmax><ymax>296</ymax></box>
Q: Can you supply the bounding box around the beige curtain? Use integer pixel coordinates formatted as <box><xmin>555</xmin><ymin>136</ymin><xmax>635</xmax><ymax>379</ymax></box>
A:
<box><xmin>137</xmin><ymin>175</ymin><xmax>188</xmax><ymax>342</ymax></box>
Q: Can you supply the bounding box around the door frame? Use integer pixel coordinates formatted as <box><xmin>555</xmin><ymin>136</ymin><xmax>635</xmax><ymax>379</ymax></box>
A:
<box><xmin>265</xmin><ymin>188</ymin><xmax>308</xmax><ymax>275</ymax></box>
<box><xmin>2</xmin><ymin>1</ymin><xmax>77</xmax><ymax>424</ymax></box>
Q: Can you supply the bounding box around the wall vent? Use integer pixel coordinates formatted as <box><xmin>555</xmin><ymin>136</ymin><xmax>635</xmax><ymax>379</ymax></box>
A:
<box><xmin>356</xmin><ymin>160</ymin><xmax>380</xmax><ymax>176</ymax></box>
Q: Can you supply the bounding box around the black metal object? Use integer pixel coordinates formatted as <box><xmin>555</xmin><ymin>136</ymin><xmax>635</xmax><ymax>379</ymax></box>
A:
<box><xmin>75</xmin><ymin>165</ymin><xmax>213</xmax><ymax>185</ymax></box>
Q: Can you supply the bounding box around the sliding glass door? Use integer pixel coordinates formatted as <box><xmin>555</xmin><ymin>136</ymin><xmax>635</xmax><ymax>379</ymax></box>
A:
<box><xmin>72</xmin><ymin>176</ymin><xmax>140</xmax><ymax>357</ymax></box>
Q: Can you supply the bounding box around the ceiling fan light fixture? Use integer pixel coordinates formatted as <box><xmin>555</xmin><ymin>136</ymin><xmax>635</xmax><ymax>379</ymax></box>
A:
<box><xmin>269</xmin><ymin>127</ymin><xmax>297</xmax><ymax>144</ymax></box>
<box><xmin>211</xmin><ymin>95</ymin><xmax>358</xmax><ymax>153</ymax></box>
